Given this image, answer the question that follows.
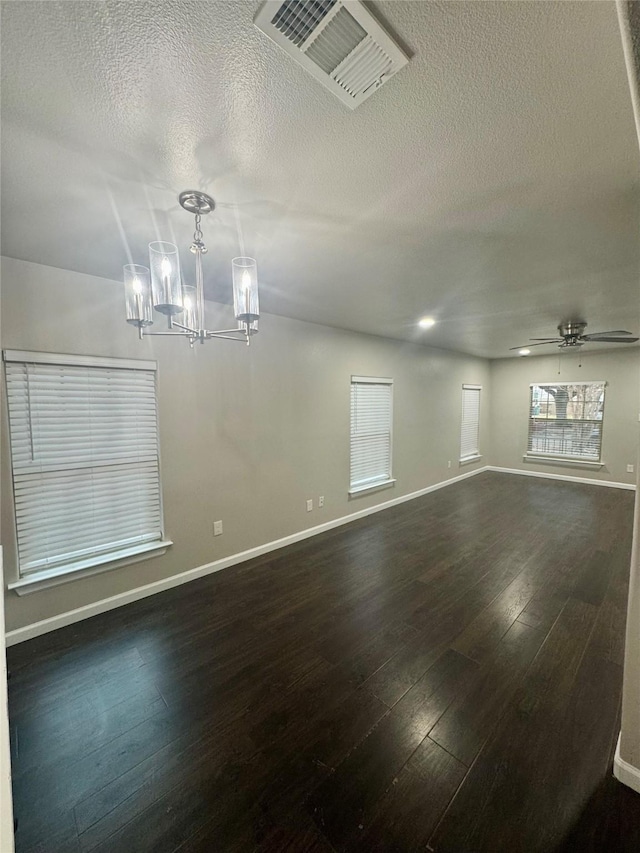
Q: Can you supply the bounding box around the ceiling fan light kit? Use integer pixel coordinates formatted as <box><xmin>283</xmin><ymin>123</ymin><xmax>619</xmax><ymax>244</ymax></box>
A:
<box><xmin>510</xmin><ymin>321</ymin><xmax>639</xmax><ymax>352</ymax></box>
<box><xmin>124</xmin><ymin>190</ymin><xmax>259</xmax><ymax>347</ymax></box>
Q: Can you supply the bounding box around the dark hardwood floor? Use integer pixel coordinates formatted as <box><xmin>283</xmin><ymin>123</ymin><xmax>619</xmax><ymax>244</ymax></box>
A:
<box><xmin>7</xmin><ymin>471</ymin><xmax>640</xmax><ymax>852</ymax></box>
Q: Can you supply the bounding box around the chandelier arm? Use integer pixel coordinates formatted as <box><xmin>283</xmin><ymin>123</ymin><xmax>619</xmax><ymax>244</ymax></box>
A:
<box><xmin>141</xmin><ymin>329</ymin><xmax>194</xmax><ymax>337</ymax></box>
<box><xmin>205</xmin><ymin>330</ymin><xmax>250</xmax><ymax>343</ymax></box>
<box><xmin>171</xmin><ymin>321</ymin><xmax>199</xmax><ymax>334</ymax></box>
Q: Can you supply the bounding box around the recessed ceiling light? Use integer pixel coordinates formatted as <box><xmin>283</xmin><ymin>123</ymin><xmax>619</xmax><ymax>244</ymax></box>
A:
<box><xmin>519</xmin><ymin>348</ymin><xmax>531</xmax><ymax>356</ymax></box>
<box><xmin>418</xmin><ymin>317</ymin><xmax>436</xmax><ymax>329</ymax></box>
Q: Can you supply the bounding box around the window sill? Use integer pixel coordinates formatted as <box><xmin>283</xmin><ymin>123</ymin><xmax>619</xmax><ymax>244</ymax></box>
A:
<box><xmin>459</xmin><ymin>454</ymin><xmax>482</xmax><ymax>466</ymax></box>
<box><xmin>349</xmin><ymin>478</ymin><xmax>396</xmax><ymax>498</ymax></box>
<box><xmin>7</xmin><ymin>540</ymin><xmax>173</xmax><ymax>595</ymax></box>
<box><xmin>523</xmin><ymin>454</ymin><xmax>604</xmax><ymax>470</ymax></box>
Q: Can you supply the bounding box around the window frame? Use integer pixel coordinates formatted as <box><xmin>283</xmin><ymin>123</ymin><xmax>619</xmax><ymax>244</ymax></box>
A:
<box><xmin>525</xmin><ymin>380</ymin><xmax>607</xmax><ymax>466</ymax></box>
<box><xmin>349</xmin><ymin>375</ymin><xmax>395</xmax><ymax>496</ymax></box>
<box><xmin>4</xmin><ymin>350</ymin><xmax>172</xmax><ymax>594</ymax></box>
<box><xmin>459</xmin><ymin>384</ymin><xmax>482</xmax><ymax>464</ymax></box>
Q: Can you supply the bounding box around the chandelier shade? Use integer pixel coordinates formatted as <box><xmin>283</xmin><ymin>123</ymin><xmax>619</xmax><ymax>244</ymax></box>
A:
<box><xmin>232</xmin><ymin>257</ymin><xmax>260</xmax><ymax>323</ymax></box>
<box><xmin>181</xmin><ymin>285</ymin><xmax>198</xmax><ymax>331</ymax></box>
<box><xmin>149</xmin><ymin>242</ymin><xmax>183</xmax><ymax>316</ymax></box>
<box><xmin>123</xmin><ymin>190</ymin><xmax>260</xmax><ymax>348</ymax></box>
<box><xmin>124</xmin><ymin>264</ymin><xmax>153</xmax><ymax>327</ymax></box>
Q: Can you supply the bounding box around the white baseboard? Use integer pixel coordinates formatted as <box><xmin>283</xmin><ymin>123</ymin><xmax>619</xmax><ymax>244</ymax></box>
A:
<box><xmin>614</xmin><ymin>733</ymin><xmax>640</xmax><ymax>794</ymax></box>
<box><xmin>5</xmin><ymin>465</ymin><xmax>489</xmax><ymax>646</ymax></box>
<box><xmin>487</xmin><ymin>466</ymin><xmax>636</xmax><ymax>491</ymax></box>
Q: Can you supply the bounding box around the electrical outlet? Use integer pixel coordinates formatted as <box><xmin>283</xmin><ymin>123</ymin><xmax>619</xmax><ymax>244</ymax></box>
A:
<box><xmin>213</xmin><ymin>520</ymin><xmax>223</xmax><ymax>536</ymax></box>
<box><xmin>447</xmin><ymin>460</ymin><xmax>451</xmax><ymax>468</ymax></box>
<box><xmin>318</xmin><ymin>496</ymin><xmax>325</xmax><ymax>508</ymax></box>
<box><xmin>306</xmin><ymin>499</ymin><xmax>313</xmax><ymax>512</ymax></box>
<box><xmin>627</xmin><ymin>464</ymin><xmax>634</xmax><ymax>474</ymax></box>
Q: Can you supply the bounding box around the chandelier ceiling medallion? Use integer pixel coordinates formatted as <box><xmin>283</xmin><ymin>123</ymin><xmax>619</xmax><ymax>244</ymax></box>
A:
<box><xmin>123</xmin><ymin>190</ymin><xmax>259</xmax><ymax>347</ymax></box>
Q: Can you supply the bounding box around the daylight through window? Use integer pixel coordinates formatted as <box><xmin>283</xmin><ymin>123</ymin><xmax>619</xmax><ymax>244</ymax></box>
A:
<box><xmin>350</xmin><ymin>376</ymin><xmax>393</xmax><ymax>492</ymax></box>
<box><xmin>460</xmin><ymin>385</ymin><xmax>481</xmax><ymax>462</ymax></box>
<box><xmin>4</xmin><ymin>351</ymin><xmax>165</xmax><ymax>580</ymax></box>
<box><xmin>526</xmin><ymin>381</ymin><xmax>606</xmax><ymax>462</ymax></box>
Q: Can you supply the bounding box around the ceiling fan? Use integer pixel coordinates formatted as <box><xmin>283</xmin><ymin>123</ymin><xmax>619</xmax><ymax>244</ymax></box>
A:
<box><xmin>510</xmin><ymin>321</ymin><xmax>639</xmax><ymax>351</ymax></box>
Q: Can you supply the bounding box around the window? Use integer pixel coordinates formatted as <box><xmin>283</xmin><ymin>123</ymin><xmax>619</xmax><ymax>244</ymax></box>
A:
<box><xmin>527</xmin><ymin>381</ymin><xmax>606</xmax><ymax>463</ymax></box>
<box><xmin>460</xmin><ymin>384</ymin><xmax>481</xmax><ymax>462</ymax></box>
<box><xmin>350</xmin><ymin>376</ymin><xmax>394</xmax><ymax>493</ymax></box>
<box><xmin>4</xmin><ymin>350</ymin><xmax>167</xmax><ymax>584</ymax></box>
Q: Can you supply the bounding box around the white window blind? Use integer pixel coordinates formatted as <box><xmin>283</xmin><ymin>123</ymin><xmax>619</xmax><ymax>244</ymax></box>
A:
<box><xmin>350</xmin><ymin>376</ymin><xmax>393</xmax><ymax>491</ymax></box>
<box><xmin>460</xmin><ymin>385</ymin><xmax>481</xmax><ymax>461</ymax></box>
<box><xmin>4</xmin><ymin>352</ymin><xmax>163</xmax><ymax>578</ymax></box>
<box><xmin>527</xmin><ymin>381</ymin><xmax>606</xmax><ymax>462</ymax></box>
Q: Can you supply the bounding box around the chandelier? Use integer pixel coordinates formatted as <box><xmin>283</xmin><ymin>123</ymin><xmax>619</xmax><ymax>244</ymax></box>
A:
<box><xmin>123</xmin><ymin>190</ymin><xmax>259</xmax><ymax>346</ymax></box>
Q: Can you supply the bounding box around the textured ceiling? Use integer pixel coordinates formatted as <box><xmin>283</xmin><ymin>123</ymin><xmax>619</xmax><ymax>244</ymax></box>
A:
<box><xmin>1</xmin><ymin>0</ymin><xmax>639</xmax><ymax>358</ymax></box>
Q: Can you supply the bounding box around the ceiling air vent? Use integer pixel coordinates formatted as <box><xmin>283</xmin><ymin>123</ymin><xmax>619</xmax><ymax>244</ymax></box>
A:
<box><xmin>254</xmin><ymin>0</ymin><xmax>409</xmax><ymax>109</ymax></box>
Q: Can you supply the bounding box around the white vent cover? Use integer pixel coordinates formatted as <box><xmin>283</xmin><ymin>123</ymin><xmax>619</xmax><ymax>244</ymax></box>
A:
<box><xmin>254</xmin><ymin>0</ymin><xmax>409</xmax><ymax>109</ymax></box>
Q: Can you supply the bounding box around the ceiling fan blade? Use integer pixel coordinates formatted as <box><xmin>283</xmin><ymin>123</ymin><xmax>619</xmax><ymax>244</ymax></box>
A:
<box><xmin>581</xmin><ymin>336</ymin><xmax>639</xmax><ymax>343</ymax></box>
<box><xmin>508</xmin><ymin>341</ymin><xmax>561</xmax><ymax>350</ymax></box>
<box><xmin>582</xmin><ymin>330</ymin><xmax>634</xmax><ymax>338</ymax></box>
<box><xmin>529</xmin><ymin>338</ymin><xmax>564</xmax><ymax>341</ymax></box>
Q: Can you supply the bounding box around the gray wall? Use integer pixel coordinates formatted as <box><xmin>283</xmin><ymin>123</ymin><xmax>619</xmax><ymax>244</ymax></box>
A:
<box><xmin>620</xmin><ymin>469</ymin><xmax>640</xmax><ymax>777</ymax></box>
<box><xmin>1</xmin><ymin>257</ymin><xmax>490</xmax><ymax>633</ymax></box>
<box><xmin>489</xmin><ymin>349</ymin><xmax>640</xmax><ymax>486</ymax></box>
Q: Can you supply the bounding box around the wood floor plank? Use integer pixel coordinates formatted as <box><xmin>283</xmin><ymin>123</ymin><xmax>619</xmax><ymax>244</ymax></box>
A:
<box><xmin>306</xmin><ymin>686</ymin><xmax>389</xmax><ymax>771</ymax></box>
<box><xmin>13</xmin><ymin>683</ymin><xmax>166</xmax><ymax>777</ymax></box>
<box><xmin>8</xmin><ymin>645</ymin><xmax>148</xmax><ymax>721</ymax></box>
<box><xmin>12</xmin><ymin>708</ymin><xmax>180</xmax><ymax>825</ymax></box>
<box><xmin>247</xmin><ymin>657</ymin><xmax>353</xmax><ymax>748</ymax></box>
<box><xmin>308</xmin><ymin>649</ymin><xmax>477</xmax><ymax>848</ymax></box>
<box><xmin>87</xmin><ymin>754</ymin><xmax>266</xmax><ymax>853</ymax></box>
<box><xmin>450</xmin><ymin>566</ymin><xmax>543</xmax><ymax>662</ymax></box>
<box><xmin>73</xmin><ymin>716</ymin><xmax>255</xmax><ymax>842</ymax></box>
<box><xmin>429</xmin><ymin>620</ymin><xmax>545</xmax><ymax>766</ymax></box>
<box><xmin>516</xmin><ymin>588</ymin><xmax>567</xmax><ymax>632</ymax></box>
<box><xmin>572</xmin><ymin>549</ymin><xmax>613</xmax><ymax>606</ymax></box>
<box><xmin>347</xmin><ymin>740</ymin><xmax>466</xmax><ymax>852</ymax></box>
<box><xmin>427</xmin><ymin>597</ymin><xmax>606</xmax><ymax>852</ymax></box>
<box><xmin>10</xmin><ymin>808</ymin><xmax>80</xmax><ymax>853</ymax></box>
<box><xmin>584</xmin><ymin>544</ymin><xmax>632</xmax><ymax>666</ymax></box>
